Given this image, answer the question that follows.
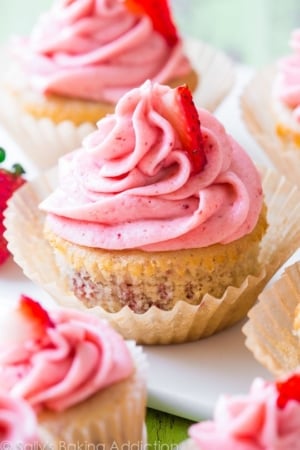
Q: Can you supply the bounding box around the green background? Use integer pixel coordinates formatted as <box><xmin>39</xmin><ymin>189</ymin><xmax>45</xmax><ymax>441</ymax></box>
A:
<box><xmin>0</xmin><ymin>0</ymin><xmax>299</xmax><ymax>446</ymax></box>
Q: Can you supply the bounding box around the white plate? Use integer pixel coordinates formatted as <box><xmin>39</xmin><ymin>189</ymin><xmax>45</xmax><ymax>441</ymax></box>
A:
<box><xmin>0</xmin><ymin>66</ymin><xmax>298</xmax><ymax>423</ymax></box>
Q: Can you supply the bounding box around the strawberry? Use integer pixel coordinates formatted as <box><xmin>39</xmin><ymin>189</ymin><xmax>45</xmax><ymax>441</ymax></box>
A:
<box><xmin>0</xmin><ymin>148</ymin><xmax>26</xmax><ymax>266</ymax></box>
<box><xmin>276</xmin><ymin>373</ymin><xmax>300</xmax><ymax>408</ymax></box>
<box><xmin>0</xmin><ymin>296</ymin><xmax>54</xmax><ymax>347</ymax></box>
<box><xmin>157</xmin><ymin>84</ymin><xmax>206</xmax><ymax>173</ymax></box>
<box><xmin>125</xmin><ymin>0</ymin><xmax>179</xmax><ymax>47</ymax></box>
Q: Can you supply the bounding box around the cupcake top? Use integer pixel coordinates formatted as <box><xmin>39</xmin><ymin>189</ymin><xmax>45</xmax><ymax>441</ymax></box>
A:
<box><xmin>273</xmin><ymin>29</ymin><xmax>300</xmax><ymax>122</ymax></box>
<box><xmin>188</xmin><ymin>373</ymin><xmax>300</xmax><ymax>449</ymax></box>
<box><xmin>13</xmin><ymin>0</ymin><xmax>192</xmax><ymax>103</ymax></box>
<box><xmin>40</xmin><ymin>81</ymin><xmax>263</xmax><ymax>252</ymax></box>
<box><xmin>0</xmin><ymin>295</ymin><xmax>134</xmax><ymax>412</ymax></box>
<box><xmin>0</xmin><ymin>393</ymin><xmax>39</xmax><ymax>447</ymax></box>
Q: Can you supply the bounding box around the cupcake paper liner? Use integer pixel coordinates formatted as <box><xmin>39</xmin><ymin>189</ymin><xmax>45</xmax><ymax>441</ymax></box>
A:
<box><xmin>4</xmin><ymin>166</ymin><xmax>300</xmax><ymax>345</ymax></box>
<box><xmin>0</xmin><ymin>38</ymin><xmax>235</xmax><ymax>171</ymax></box>
<box><xmin>243</xmin><ymin>261</ymin><xmax>300</xmax><ymax>376</ymax></box>
<box><xmin>240</xmin><ymin>66</ymin><xmax>300</xmax><ymax>189</ymax></box>
<box><xmin>38</xmin><ymin>341</ymin><xmax>147</xmax><ymax>449</ymax></box>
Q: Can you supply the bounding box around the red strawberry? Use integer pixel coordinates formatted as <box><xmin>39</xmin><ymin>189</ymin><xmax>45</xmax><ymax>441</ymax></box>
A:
<box><xmin>0</xmin><ymin>296</ymin><xmax>54</xmax><ymax>347</ymax></box>
<box><xmin>276</xmin><ymin>373</ymin><xmax>300</xmax><ymax>408</ymax></box>
<box><xmin>157</xmin><ymin>84</ymin><xmax>206</xmax><ymax>173</ymax></box>
<box><xmin>125</xmin><ymin>0</ymin><xmax>179</xmax><ymax>47</ymax></box>
<box><xmin>0</xmin><ymin>148</ymin><xmax>26</xmax><ymax>266</ymax></box>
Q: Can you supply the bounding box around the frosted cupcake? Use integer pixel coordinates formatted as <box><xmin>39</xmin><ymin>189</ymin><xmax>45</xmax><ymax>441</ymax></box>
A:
<box><xmin>0</xmin><ymin>393</ymin><xmax>40</xmax><ymax>448</ymax></box>
<box><xmin>241</xmin><ymin>28</ymin><xmax>300</xmax><ymax>187</ymax></box>
<box><xmin>0</xmin><ymin>0</ymin><xmax>203</xmax><ymax>170</ymax></box>
<box><xmin>180</xmin><ymin>372</ymin><xmax>300</xmax><ymax>449</ymax></box>
<box><xmin>0</xmin><ymin>295</ymin><xmax>147</xmax><ymax>448</ymax></box>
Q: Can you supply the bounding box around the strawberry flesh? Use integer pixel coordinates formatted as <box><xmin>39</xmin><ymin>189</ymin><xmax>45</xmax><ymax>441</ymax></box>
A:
<box><xmin>125</xmin><ymin>0</ymin><xmax>179</xmax><ymax>47</ymax></box>
<box><xmin>158</xmin><ymin>85</ymin><xmax>206</xmax><ymax>173</ymax></box>
<box><xmin>18</xmin><ymin>295</ymin><xmax>54</xmax><ymax>331</ymax></box>
<box><xmin>276</xmin><ymin>373</ymin><xmax>300</xmax><ymax>408</ymax></box>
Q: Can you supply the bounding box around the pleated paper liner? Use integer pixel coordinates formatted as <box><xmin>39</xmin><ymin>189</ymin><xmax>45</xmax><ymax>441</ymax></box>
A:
<box><xmin>5</xmin><ymin>167</ymin><xmax>300</xmax><ymax>345</ymax></box>
<box><xmin>241</xmin><ymin>66</ymin><xmax>300</xmax><ymax>189</ymax></box>
<box><xmin>243</xmin><ymin>262</ymin><xmax>300</xmax><ymax>376</ymax></box>
<box><xmin>0</xmin><ymin>38</ymin><xmax>235</xmax><ymax>172</ymax></box>
<box><xmin>38</xmin><ymin>341</ymin><xmax>147</xmax><ymax>449</ymax></box>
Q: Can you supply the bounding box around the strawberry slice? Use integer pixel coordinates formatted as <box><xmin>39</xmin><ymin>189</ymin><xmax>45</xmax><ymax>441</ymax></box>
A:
<box><xmin>276</xmin><ymin>373</ymin><xmax>300</xmax><ymax>408</ymax></box>
<box><xmin>0</xmin><ymin>148</ymin><xmax>26</xmax><ymax>266</ymax></box>
<box><xmin>157</xmin><ymin>84</ymin><xmax>206</xmax><ymax>173</ymax></box>
<box><xmin>125</xmin><ymin>0</ymin><xmax>179</xmax><ymax>47</ymax></box>
<box><xmin>0</xmin><ymin>296</ymin><xmax>54</xmax><ymax>347</ymax></box>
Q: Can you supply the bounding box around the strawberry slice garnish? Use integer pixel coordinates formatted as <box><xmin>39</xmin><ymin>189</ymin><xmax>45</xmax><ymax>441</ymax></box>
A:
<box><xmin>125</xmin><ymin>0</ymin><xmax>179</xmax><ymax>47</ymax></box>
<box><xmin>157</xmin><ymin>84</ymin><xmax>206</xmax><ymax>173</ymax></box>
<box><xmin>18</xmin><ymin>295</ymin><xmax>54</xmax><ymax>331</ymax></box>
<box><xmin>0</xmin><ymin>148</ymin><xmax>26</xmax><ymax>266</ymax></box>
<box><xmin>276</xmin><ymin>373</ymin><xmax>300</xmax><ymax>408</ymax></box>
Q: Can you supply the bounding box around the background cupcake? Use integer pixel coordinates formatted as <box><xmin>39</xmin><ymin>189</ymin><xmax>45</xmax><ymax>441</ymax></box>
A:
<box><xmin>0</xmin><ymin>0</ymin><xmax>234</xmax><ymax>170</ymax></box>
<box><xmin>5</xmin><ymin>81</ymin><xmax>300</xmax><ymax>345</ymax></box>
<box><xmin>179</xmin><ymin>372</ymin><xmax>300</xmax><ymax>449</ymax></box>
<box><xmin>0</xmin><ymin>295</ymin><xmax>147</xmax><ymax>448</ymax></box>
<box><xmin>241</xmin><ymin>28</ymin><xmax>300</xmax><ymax>189</ymax></box>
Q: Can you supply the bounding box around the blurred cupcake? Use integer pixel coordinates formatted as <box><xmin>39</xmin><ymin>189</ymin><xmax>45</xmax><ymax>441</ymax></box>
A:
<box><xmin>6</xmin><ymin>80</ymin><xmax>300</xmax><ymax>344</ymax></box>
<box><xmin>0</xmin><ymin>0</ymin><xmax>234</xmax><ymax>170</ymax></box>
<box><xmin>179</xmin><ymin>372</ymin><xmax>300</xmax><ymax>449</ymax></box>
<box><xmin>0</xmin><ymin>393</ymin><xmax>40</xmax><ymax>448</ymax></box>
<box><xmin>243</xmin><ymin>260</ymin><xmax>300</xmax><ymax>376</ymax></box>
<box><xmin>241</xmin><ymin>28</ymin><xmax>300</xmax><ymax>188</ymax></box>
<box><xmin>0</xmin><ymin>295</ymin><xmax>147</xmax><ymax>448</ymax></box>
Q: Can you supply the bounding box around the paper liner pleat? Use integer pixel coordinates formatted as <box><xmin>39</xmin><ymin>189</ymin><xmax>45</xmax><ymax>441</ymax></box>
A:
<box><xmin>241</xmin><ymin>66</ymin><xmax>300</xmax><ymax>189</ymax></box>
<box><xmin>4</xmin><ymin>166</ymin><xmax>300</xmax><ymax>345</ymax></box>
<box><xmin>38</xmin><ymin>341</ymin><xmax>147</xmax><ymax>448</ymax></box>
<box><xmin>0</xmin><ymin>38</ymin><xmax>234</xmax><ymax>171</ymax></box>
<box><xmin>243</xmin><ymin>262</ymin><xmax>300</xmax><ymax>376</ymax></box>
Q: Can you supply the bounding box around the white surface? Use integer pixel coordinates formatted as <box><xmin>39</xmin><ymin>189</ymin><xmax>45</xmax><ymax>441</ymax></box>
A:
<box><xmin>0</xmin><ymin>67</ymin><xmax>299</xmax><ymax>423</ymax></box>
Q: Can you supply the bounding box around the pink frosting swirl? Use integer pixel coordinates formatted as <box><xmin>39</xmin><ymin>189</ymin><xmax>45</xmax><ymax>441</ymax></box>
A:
<box><xmin>274</xmin><ymin>29</ymin><xmax>300</xmax><ymax>122</ymax></box>
<box><xmin>14</xmin><ymin>0</ymin><xmax>191</xmax><ymax>103</ymax></box>
<box><xmin>0</xmin><ymin>394</ymin><xmax>39</xmax><ymax>448</ymax></box>
<box><xmin>0</xmin><ymin>306</ymin><xmax>133</xmax><ymax>412</ymax></box>
<box><xmin>40</xmin><ymin>81</ymin><xmax>263</xmax><ymax>252</ymax></box>
<box><xmin>188</xmin><ymin>378</ymin><xmax>300</xmax><ymax>450</ymax></box>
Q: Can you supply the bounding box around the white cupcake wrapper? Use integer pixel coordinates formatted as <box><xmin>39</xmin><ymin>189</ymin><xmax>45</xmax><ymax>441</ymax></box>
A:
<box><xmin>4</xmin><ymin>166</ymin><xmax>300</xmax><ymax>344</ymax></box>
<box><xmin>0</xmin><ymin>38</ymin><xmax>234</xmax><ymax>171</ymax></box>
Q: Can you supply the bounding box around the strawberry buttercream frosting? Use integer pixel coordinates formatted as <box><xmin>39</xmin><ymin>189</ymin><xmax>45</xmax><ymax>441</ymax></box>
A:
<box><xmin>0</xmin><ymin>297</ymin><xmax>134</xmax><ymax>412</ymax></box>
<box><xmin>14</xmin><ymin>0</ymin><xmax>192</xmax><ymax>103</ymax></box>
<box><xmin>0</xmin><ymin>394</ymin><xmax>39</xmax><ymax>448</ymax></box>
<box><xmin>40</xmin><ymin>81</ymin><xmax>263</xmax><ymax>252</ymax></box>
<box><xmin>188</xmin><ymin>376</ymin><xmax>300</xmax><ymax>450</ymax></box>
<box><xmin>273</xmin><ymin>29</ymin><xmax>300</xmax><ymax>123</ymax></box>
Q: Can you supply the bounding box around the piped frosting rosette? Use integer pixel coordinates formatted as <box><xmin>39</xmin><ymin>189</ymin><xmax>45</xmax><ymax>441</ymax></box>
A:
<box><xmin>40</xmin><ymin>81</ymin><xmax>263</xmax><ymax>252</ymax></box>
<box><xmin>0</xmin><ymin>296</ymin><xmax>147</xmax><ymax>446</ymax></box>
<box><xmin>15</xmin><ymin>0</ymin><xmax>191</xmax><ymax>103</ymax></box>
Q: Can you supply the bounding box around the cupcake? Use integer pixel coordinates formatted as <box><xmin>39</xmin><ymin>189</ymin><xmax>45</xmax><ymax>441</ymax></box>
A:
<box><xmin>0</xmin><ymin>393</ymin><xmax>40</xmax><ymax>448</ymax></box>
<box><xmin>241</xmin><ymin>29</ymin><xmax>300</xmax><ymax>188</ymax></box>
<box><xmin>6</xmin><ymin>81</ymin><xmax>300</xmax><ymax>345</ymax></box>
<box><xmin>0</xmin><ymin>294</ymin><xmax>147</xmax><ymax>448</ymax></box>
<box><xmin>0</xmin><ymin>0</ymin><xmax>212</xmax><ymax>170</ymax></box>
<box><xmin>179</xmin><ymin>372</ymin><xmax>300</xmax><ymax>449</ymax></box>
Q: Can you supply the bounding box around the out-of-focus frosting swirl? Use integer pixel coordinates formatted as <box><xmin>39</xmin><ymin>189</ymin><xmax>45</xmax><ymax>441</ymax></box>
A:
<box><xmin>0</xmin><ymin>306</ymin><xmax>133</xmax><ymax>412</ymax></box>
<box><xmin>40</xmin><ymin>82</ymin><xmax>263</xmax><ymax>252</ymax></box>
<box><xmin>0</xmin><ymin>394</ymin><xmax>39</xmax><ymax>448</ymax></box>
<box><xmin>188</xmin><ymin>377</ymin><xmax>300</xmax><ymax>450</ymax></box>
<box><xmin>273</xmin><ymin>29</ymin><xmax>300</xmax><ymax>123</ymax></box>
<box><xmin>14</xmin><ymin>0</ymin><xmax>191</xmax><ymax>103</ymax></box>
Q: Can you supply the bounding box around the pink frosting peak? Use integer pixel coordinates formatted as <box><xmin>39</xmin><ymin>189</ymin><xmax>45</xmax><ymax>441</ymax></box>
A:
<box><xmin>0</xmin><ymin>300</ymin><xmax>133</xmax><ymax>412</ymax></box>
<box><xmin>273</xmin><ymin>28</ymin><xmax>300</xmax><ymax>122</ymax></box>
<box><xmin>0</xmin><ymin>394</ymin><xmax>39</xmax><ymax>448</ymax></box>
<box><xmin>14</xmin><ymin>0</ymin><xmax>191</xmax><ymax>103</ymax></box>
<box><xmin>189</xmin><ymin>377</ymin><xmax>300</xmax><ymax>450</ymax></box>
<box><xmin>40</xmin><ymin>81</ymin><xmax>263</xmax><ymax>252</ymax></box>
